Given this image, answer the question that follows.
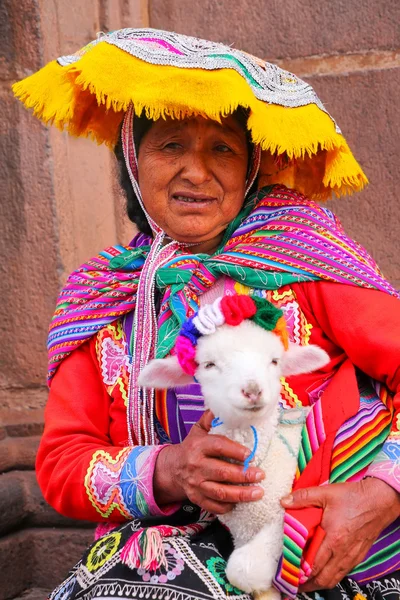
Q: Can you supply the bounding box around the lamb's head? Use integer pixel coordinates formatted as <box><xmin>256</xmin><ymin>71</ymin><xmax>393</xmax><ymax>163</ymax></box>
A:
<box><xmin>139</xmin><ymin>295</ymin><xmax>330</xmax><ymax>428</ymax></box>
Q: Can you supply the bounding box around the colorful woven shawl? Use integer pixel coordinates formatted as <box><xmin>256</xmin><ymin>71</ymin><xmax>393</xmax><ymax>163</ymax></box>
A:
<box><xmin>48</xmin><ymin>183</ymin><xmax>397</xmax><ymax>386</ymax></box>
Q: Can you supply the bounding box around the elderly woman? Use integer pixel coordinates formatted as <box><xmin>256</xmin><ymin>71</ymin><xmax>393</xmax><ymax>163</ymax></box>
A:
<box><xmin>13</xmin><ymin>29</ymin><xmax>400</xmax><ymax>600</ymax></box>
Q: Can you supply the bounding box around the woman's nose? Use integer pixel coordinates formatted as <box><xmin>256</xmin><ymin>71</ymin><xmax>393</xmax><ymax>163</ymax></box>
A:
<box><xmin>180</xmin><ymin>151</ymin><xmax>213</xmax><ymax>185</ymax></box>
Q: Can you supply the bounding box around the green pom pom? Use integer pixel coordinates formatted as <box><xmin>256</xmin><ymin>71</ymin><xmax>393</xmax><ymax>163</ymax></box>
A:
<box><xmin>250</xmin><ymin>296</ymin><xmax>283</xmax><ymax>331</ymax></box>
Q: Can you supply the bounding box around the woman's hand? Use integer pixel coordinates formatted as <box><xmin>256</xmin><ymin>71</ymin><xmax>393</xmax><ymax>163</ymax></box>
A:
<box><xmin>281</xmin><ymin>478</ymin><xmax>400</xmax><ymax>592</ymax></box>
<box><xmin>154</xmin><ymin>410</ymin><xmax>265</xmax><ymax>514</ymax></box>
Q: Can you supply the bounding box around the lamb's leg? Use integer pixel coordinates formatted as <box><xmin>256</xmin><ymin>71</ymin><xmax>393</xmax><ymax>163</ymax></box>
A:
<box><xmin>225</xmin><ymin>520</ymin><xmax>283</xmax><ymax>596</ymax></box>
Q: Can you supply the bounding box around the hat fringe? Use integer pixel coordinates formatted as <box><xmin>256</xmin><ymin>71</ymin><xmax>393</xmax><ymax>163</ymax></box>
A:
<box><xmin>12</xmin><ymin>40</ymin><xmax>368</xmax><ymax>199</ymax></box>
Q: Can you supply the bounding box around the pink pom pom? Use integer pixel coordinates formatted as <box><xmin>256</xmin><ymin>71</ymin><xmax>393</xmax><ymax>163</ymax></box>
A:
<box><xmin>174</xmin><ymin>335</ymin><xmax>197</xmax><ymax>376</ymax></box>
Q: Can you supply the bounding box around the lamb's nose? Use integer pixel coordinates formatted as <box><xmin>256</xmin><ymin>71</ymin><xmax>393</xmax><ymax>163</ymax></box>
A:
<box><xmin>242</xmin><ymin>383</ymin><xmax>262</xmax><ymax>404</ymax></box>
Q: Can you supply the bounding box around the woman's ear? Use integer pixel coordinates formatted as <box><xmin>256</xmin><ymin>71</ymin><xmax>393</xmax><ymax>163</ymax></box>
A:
<box><xmin>138</xmin><ymin>356</ymin><xmax>194</xmax><ymax>389</ymax></box>
<box><xmin>281</xmin><ymin>343</ymin><xmax>330</xmax><ymax>377</ymax></box>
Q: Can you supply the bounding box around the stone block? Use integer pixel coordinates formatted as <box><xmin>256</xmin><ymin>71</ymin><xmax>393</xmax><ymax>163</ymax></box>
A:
<box><xmin>0</xmin><ymin>472</ymin><xmax>27</xmax><ymax>536</ymax></box>
<box><xmin>0</xmin><ymin>528</ymin><xmax>94</xmax><ymax>599</ymax></box>
<box><xmin>149</xmin><ymin>0</ymin><xmax>400</xmax><ymax>60</ymax></box>
<box><xmin>32</xmin><ymin>528</ymin><xmax>94</xmax><ymax>590</ymax></box>
<box><xmin>0</xmin><ymin>408</ymin><xmax>44</xmax><ymax>438</ymax></box>
<box><xmin>306</xmin><ymin>68</ymin><xmax>400</xmax><ymax>287</ymax></box>
<box><xmin>0</xmin><ymin>529</ymin><xmax>33</xmax><ymax>599</ymax></box>
<box><xmin>0</xmin><ymin>0</ymin><xmax>42</xmax><ymax>81</ymax></box>
<box><xmin>0</xmin><ymin>437</ymin><xmax>40</xmax><ymax>472</ymax></box>
<box><xmin>0</xmin><ymin>471</ymin><xmax>94</xmax><ymax>535</ymax></box>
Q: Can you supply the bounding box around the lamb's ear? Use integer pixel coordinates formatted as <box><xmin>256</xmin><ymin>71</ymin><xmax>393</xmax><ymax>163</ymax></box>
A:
<box><xmin>281</xmin><ymin>343</ymin><xmax>330</xmax><ymax>377</ymax></box>
<box><xmin>138</xmin><ymin>356</ymin><xmax>194</xmax><ymax>389</ymax></box>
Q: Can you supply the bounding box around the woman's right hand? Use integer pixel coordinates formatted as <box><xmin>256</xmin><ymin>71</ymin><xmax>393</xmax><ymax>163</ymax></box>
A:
<box><xmin>153</xmin><ymin>410</ymin><xmax>265</xmax><ymax>514</ymax></box>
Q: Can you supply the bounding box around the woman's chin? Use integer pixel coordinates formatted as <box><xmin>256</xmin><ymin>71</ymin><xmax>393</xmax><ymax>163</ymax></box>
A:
<box><xmin>168</xmin><ymin>232</ymin><xmax>224</xmax><ymax>253</ymax></box>
<box><xmin>162</xmin><ymin>222</ymin><xmax>225</xmax><ymax>252</ymax></box>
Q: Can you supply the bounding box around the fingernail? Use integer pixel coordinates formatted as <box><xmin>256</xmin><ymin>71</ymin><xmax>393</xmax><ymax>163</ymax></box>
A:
<box><xmin>255</xmin><ymin>471</ymin><xmax>265</xmax><ymax>481</ymax></box>
<box><xmin>251</xmin><ymin>488</ymin><xmax>263</xmax><ymax>499</ymax></box>
<box><xmin>282</xmin><ymin>494</ymin><xmax>293</xmax><ymax>505</ymax></box>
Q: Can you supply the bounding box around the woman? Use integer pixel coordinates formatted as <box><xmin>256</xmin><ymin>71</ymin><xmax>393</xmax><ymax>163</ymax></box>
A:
<box><xmin>13</xmin><ymin>28</ymin><xmax>400</xmax><ymax>600</ymax></box>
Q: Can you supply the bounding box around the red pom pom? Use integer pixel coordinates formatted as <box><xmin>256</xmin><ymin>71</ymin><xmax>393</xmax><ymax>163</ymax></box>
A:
<box><xmin>220</xmin><ymin>295</ymin><xmax>257</xmax><ymax>326</ymax></box>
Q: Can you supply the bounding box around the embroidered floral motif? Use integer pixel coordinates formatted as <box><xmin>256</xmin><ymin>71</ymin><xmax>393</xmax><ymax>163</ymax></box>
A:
<box><xmin>136</xmin><ymin>542</ymin><xmax>185</xmax><ymax>583</ymax></box>
<box><xmin>86</xmin><ymin>532</ymin><xmax>122</xmax><ymax>572</ymax></box>
<box><xmin>267</xmin><ymin>288</ymin><xmax>312</xmax><ymax>345</ymax></box>
<box><xmin>100</xmin><ymin>337</ymin><xmax>129</xmax><ymax>385</ymax></box>
<box><xmin>119</xmin><ymin>446</ymin><xmax>158</xmax><ymax>517</ymax></box>
<box><xmin>85</xmin><ymin>446</ymin><xmax>164</xmax><ymax>519</ymax></box>
<box><xmin>206</xmin><ymin>556</ymin><xmax>243</xmax><ymax>595</ymax></box>
<box><xmin>267</xmin><ymin>287</ymin><xmax>313</xmax><ymax>409</ymax></box>
<box><xmin>366</xmin><ymin>438</ymin><xmax>400</xmax><ymax>491</ymax></box>
<box><xmin>96</xmin><ymin>321</ymin><xmax>130</xmax><ymax>406</ymax></box>
<box><xmin>84</xmin><ymin>448</ymin><xmax>132</xmax><ymax>519</ymax></box>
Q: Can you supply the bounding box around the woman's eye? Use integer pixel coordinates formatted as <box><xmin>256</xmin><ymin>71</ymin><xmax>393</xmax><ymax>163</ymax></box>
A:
<box><xmin>215</xmin><ymin>144</ymin><xmax>232</xmax><ymax>153</ymax></box>
<box><xmin>163</xmin><ymin>142</ymin><xmax>182</xmax><ymax>150</ymax></box>
<box><xmin>271</xmin><ymin>358</ymin><xmax>279</xmax><ymax>365</ymax></box>
<box><xmin>205</xmin><ymin>361</ymin><xmax>216</xmax><ymax>369</ymax></box>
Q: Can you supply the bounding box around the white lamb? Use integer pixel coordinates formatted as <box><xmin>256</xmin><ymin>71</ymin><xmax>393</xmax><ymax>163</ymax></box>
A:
<box><xmin>139</xmin><ymin>295</ymin><xmax>329</xmax><ymax>599</ymax></box>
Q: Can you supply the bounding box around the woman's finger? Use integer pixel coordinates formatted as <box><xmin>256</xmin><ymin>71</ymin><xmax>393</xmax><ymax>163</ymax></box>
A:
<box><xmin>301</xmin><ymin>544</ymin><xmax>363</xmax><ymax>592</ymax></box>
<box><xmin>193</xmin><ymin>409</ymin><xmax>214</xmax><ymax>433</ymax></box>
<box><xmin>203</xmin><ymin>457</ymin><xmax>265</xmax><ymax>485</ymax></box>
<box><xmin>199</xmin><ymin>480</ymin><xmax>264</xmax><ymax>504</ymax></box>
<box><xmin>281</xmin><ymin>485</ymin><xmax>328</xmax><ymax>509</ymax></box>
<box><xmin>307</xmin><ymin>534</ymin><xmax>334</xmax><ymax>581</ymax></box>
<box><xmin>198</xmin><ymin>497</ymin><xmax>236</xmax><ymax>515</ymax></box>
<box><xmin>203</xmin><ymin>433</ymin><xmax>251</xmax><ymax>463</ymax></box>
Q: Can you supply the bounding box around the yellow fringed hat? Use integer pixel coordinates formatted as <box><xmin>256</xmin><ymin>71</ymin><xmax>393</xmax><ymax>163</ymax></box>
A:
<box><xmin>12</xmin><ymin>28</ymin><xmax>367</xmax><ymax>200</ymax></box>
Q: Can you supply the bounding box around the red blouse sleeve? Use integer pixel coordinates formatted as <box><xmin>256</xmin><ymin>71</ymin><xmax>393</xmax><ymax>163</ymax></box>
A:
<box><xmin>294</xmin><ymin>281</ymin><xmax>400</xmax><ymax>492</ymax></box>
<box><xmin>36</xmin><ymin>337</ymin><xmax>177</xmax><ymax>522</ymax></box>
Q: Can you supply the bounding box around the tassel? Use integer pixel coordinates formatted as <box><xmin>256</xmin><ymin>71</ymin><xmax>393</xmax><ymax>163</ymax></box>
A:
<box><xmin>121</xmin><ymin>527</ymin><xmax>168</xmax><ymax>571</ymax></box>
<box><xmin>120</xmin><ymin>530</ymin><xmax>143</xmax><ymax>569</ymax></box>
<box><xmin>141</xmin><ymin>528</ymin><xmax>168</xmax><ymax>571</ymax></box>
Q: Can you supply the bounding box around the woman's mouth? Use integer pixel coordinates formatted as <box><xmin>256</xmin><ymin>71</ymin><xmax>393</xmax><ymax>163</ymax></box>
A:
<box><xmin>172</xmin><ymin>192</ymin><xmax>216</xmax><ymax>204</ymax></box>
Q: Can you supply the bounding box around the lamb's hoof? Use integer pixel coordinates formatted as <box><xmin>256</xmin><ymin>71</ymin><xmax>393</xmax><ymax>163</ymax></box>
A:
<box><xmin>225</xmin><ymin>547</ymin><xmax>275</xmax><ymax>594</ymax></box>
<box><xmin>254</xmin><ymin>588</ymin><xmax>281</xmax><ymax>600</ymax></box>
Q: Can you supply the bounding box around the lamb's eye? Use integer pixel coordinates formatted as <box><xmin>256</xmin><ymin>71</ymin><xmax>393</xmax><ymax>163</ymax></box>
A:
<box><xmin>204</xmin><ymin>361</ymin><xmax>216</xmax><ymax>369</ymax></box>
<box><xmin>271</xmin><ymin>358</ymin><xmax>279</xmax><ymax>365</ymax></box>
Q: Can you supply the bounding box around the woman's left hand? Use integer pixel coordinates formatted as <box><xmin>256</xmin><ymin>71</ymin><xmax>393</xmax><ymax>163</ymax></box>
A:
<box><xmin>281</xmin><ymin>478</ymin><xmax>400</xmax><ymax>592</ymax></box>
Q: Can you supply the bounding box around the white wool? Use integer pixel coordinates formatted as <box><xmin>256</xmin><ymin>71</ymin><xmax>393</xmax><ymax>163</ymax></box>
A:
<box><xmin>196</xmin><ymin>321</ymin><xmax>286</xmax><ymax>429</ymax></box>
<box><xmin>211</xmin><ymin>416</ymin><xmax>305</xmax><ymax>598</ymax></box>
<box><xmin>139</xmin><ymin>314</ymin><xmax>330</xmax><ymax>597</ymax></box>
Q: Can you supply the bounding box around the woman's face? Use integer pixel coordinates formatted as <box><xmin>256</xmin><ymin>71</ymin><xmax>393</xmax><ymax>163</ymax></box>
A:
<box><xmin>137</xmin><ymin>114</ymin><xmax>249</xmax><ymax>253</ymax></box>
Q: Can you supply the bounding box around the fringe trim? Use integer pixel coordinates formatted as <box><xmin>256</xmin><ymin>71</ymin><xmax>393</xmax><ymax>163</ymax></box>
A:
<box><xmin>12</xmin><ymin>41</ymin><xmax>368</xmax><ymax>199</ymax></box>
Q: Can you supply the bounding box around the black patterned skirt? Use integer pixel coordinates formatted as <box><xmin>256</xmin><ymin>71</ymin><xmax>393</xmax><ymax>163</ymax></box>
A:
<box><xmin>49</xmin><ymin>508</ymin><xmax>400</xmax><ymax>600</ymax></box>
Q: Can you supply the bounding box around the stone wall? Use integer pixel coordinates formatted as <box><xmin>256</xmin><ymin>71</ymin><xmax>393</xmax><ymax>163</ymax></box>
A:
<box><xmin>1</xmin><ymin>1</ymin><xmax>146</xmax><ymax>597</ymax></box>
<box><xmin>1</xmin><ymin>1</ymin><xmax>399</xmax><ymax>597</ymax></box>
<box><xmin>0</xmin><ymin>0</ymin><xmax>147</xmax><ymax>414</ymax></box>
